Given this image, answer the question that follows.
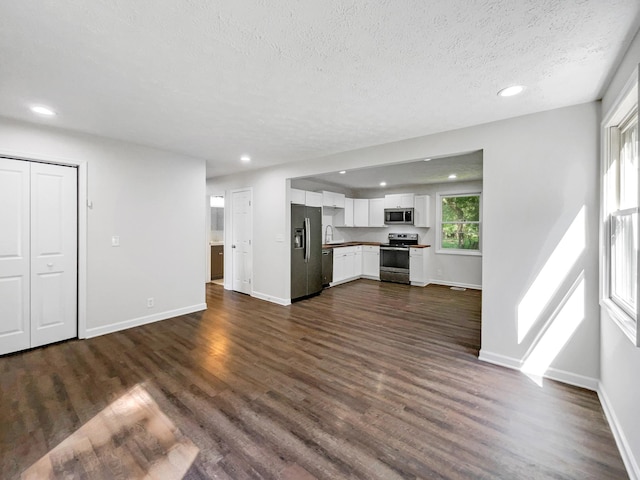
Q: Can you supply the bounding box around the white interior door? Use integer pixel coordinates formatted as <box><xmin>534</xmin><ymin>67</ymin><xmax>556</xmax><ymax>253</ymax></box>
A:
<box><xmin>0</xmin><ymin>158</ymin><xmax>31</xmax><ymax>354</ymax></box>
<box><xmin>231</xmin><ymin>189</ymin><xmax>252</xmax><ymax>294</ymax></box>
<box><xmin>30</xmin><ymin>162</ymin><xmax>78</xmax><ymax>348</ymax></box>
<box><xmin>0</xmin><ymin>158</ymin><xmax>77</xmax><ymax>355</ymax></box>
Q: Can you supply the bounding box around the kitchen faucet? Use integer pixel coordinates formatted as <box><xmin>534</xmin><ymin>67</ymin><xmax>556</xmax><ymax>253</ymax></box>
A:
<box><xmin>324</xmin><ymin>224</ymin><xmax>334</xmax><ymax>244</ymax></box>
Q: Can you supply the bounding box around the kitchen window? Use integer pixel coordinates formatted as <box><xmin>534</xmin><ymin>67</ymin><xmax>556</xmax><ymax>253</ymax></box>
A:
<box><xmin>436</xmin><ymin>193</ymin><xmax>481</xmax><ymax>255</ymax></box>
<box><xmin>601</xmin><ymin>76</ymin><xmax>639</xmax><ymax>345</ymax></box>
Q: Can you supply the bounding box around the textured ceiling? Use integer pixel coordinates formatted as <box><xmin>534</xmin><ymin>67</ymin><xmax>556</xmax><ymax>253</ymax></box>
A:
<box><xmin>1</xmin><ymin>1</ymin><xmax>639</xmax><ymax>178</ymax></box>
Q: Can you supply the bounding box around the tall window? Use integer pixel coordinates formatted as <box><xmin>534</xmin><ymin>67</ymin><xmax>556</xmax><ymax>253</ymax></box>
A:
<box><xmin>610</xmin><ymin>109</ymin><xmax>638</xmax><ymax>318</ymax></box>
<box><xmin>603</xmin><ymin>80</ymin><xmax>639</xmax><ymax>344</ymax></box>
<box><xmin>437</xmin><ymin>193</ymin><xmax>481</xmax><ymax>254</ymax></box>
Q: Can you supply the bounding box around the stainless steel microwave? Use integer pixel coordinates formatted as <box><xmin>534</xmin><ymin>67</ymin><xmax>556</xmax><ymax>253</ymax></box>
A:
<box><xmin>384</xmin><ymin>208</ymin><xmax>414</xmax><ymax>225</ymax></box>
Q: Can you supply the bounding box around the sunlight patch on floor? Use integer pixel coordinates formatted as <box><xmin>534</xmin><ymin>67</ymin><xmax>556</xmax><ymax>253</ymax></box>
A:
<box><xmin>22</xmin><ymin>384</ymin><xmax>198</xmax><ymax>479</ymax></box>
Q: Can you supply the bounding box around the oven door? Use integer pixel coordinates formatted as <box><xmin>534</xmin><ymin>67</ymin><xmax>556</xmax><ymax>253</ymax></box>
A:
<box><xmin>380</xmin><ymin>247</ymin><xmax>410</xmax><ymax>271</ymax></box>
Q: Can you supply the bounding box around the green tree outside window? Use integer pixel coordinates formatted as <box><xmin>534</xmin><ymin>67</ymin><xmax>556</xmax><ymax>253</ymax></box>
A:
<box><xmin>441</xmin><ymin>194</ymin><xmax>480</xmax><ymax>250</ymax></box>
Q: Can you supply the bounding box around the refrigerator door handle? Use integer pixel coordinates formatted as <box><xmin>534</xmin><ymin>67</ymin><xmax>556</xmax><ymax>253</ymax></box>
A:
<box><xmin>304</xmin><ymin>217</ymin><xmax>311</xmax><ymax>263</ymax></box>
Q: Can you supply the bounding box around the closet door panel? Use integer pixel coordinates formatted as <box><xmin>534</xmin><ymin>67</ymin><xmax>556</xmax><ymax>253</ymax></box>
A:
<box><xmin>30</xmin><ymin>162</ymin><xmax>77</xmax><ymax>348</ymax></box>
<box><xmin>0</xmin><ymin>158</ymin><xmax>30</xmax><ymax>354</ymax></box>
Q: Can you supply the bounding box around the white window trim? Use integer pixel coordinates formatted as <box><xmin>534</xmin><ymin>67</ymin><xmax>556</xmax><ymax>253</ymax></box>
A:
<box><xmin>600</xmin><ymin>68</ymin><xmax>639</xmax><ymax>347</ymax></box>
<box><xmin>436</xmin><ymin>191</ymin><xmax>482</xmax><ymax>256</ymax></box>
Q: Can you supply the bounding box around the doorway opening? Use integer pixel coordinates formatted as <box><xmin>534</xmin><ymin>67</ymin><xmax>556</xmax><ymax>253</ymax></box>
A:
<box><xmin>209</xmin><ymin>195</ymin><xmax>224</xmax><ymax>286</ymax></box>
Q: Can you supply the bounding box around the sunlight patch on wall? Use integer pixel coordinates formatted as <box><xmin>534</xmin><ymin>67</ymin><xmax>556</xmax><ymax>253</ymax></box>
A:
<box><xmin>22</xmin><ymin>384</ymin><xmax>199</xmax><ymax>479</ymax></box>
<box><xmin>517</xmin><ymin>206</ymin><xmax>586</xmax><ymax>343</ymax></box>
<box><xmin>521</xmin><ymin>274</ymin><xmax>585</xmax><ymax>386</ymax></box>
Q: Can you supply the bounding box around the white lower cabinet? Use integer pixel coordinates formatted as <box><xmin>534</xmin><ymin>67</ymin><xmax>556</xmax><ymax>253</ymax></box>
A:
<box><xmin>344</xmin><ymin>249</ymin><xmax>356</xmax><ymax>279</ymax></box>
<box><xmin>332</xmin><ymin>246</ymin><xmax>363</xmax><ymax>284</ymax></box>
<box><xmin>333</xmin><ymin>249</ymin><xmax>345</xmax><ymax>283</ymax></box>
<box><xmin>332</xmin><ymin>245</ymin><xmax>427</xmax><ymax>287</ymax></box>
<box><xmin>332</xmin><ymin>245</ymin><xmax>379</xmax><ymax>284</ymax></box>
<box><xmin>354</xmin><ymin>246</ymin><xmax>363</xmax><ymax>277</ymax></box>
<box><xmin>409</xmin><ymin>247</ymin><xmax>428</xmax><ymax>286</ymax></box>
<box><xmin>362</xmin><ymin>246</ymin><xmax>380</xmax><ymax>279</ymax></box>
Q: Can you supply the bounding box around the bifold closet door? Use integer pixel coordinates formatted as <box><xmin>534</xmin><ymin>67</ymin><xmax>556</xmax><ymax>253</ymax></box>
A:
<box><xmin>30</xmin><ymin>161</ymin><xmax>77</xmax><ymax>348</ymax></box>
<box><xmin>0</xmin><ymin>158</ymin><xmax>77</xmax><ymax>355</ymax></box>
<box><xmin>0</xmin><ymin>158</ymin><xmax>31</xmax><ymax>354</ymax></box>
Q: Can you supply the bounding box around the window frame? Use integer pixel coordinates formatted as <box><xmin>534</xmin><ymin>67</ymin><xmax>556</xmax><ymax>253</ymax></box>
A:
<box><xmin>436</xmin><ymin>192</ymin><xmax>482</xmax><ymax>256</ymax></box>
<box><xmin>600</xmin><ymin>71</ymin><xmax>639</xmax><ymax>346</ymax></box>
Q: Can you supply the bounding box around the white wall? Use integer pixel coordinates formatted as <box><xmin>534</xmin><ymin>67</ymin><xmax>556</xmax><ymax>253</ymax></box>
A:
<box><xmin>0</xmin><ymin>116</ymin><xmax>207</xmax><ymax>336</ymax></box>
<box><xmin>599</xmin><ymin>27</ymin><xmax>640</xmax><ymax>480</ymax></box>
<box><xmin>208</xmin><ymin>101</ymin><xmax>600</xmax><ymax>388</ymax></box>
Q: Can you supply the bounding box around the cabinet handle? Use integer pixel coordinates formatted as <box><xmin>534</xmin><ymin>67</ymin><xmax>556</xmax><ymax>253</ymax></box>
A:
<box><xmin>218</xmin><ymin>252</ymin><xmax>223</xmax><ymax>255</ymax></box>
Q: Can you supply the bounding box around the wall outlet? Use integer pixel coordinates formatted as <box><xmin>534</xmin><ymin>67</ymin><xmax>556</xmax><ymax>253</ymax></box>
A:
<box><xmin>436</xmin><ymin>269</ymin><xmax>443</xmax><ymax>277</ymax></box>
<box><xmin>147</xmin><ymin>297</ymin><xmax>154</xmax><ymax>308</ymax></box>
<box><xmin>111</xmin><ymin>235</ymin><xmax>120</xmax><ymax>247</ymax></box>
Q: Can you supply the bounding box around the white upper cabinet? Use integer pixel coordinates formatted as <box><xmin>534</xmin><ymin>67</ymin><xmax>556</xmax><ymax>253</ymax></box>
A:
<box><xmin>305</xmin><ymin>191</ymin><xmax>323</xmax><ymax>207</ymax></box>
<box><xmin>290</xmin><ymin>188</ymin><xmax>306</xmax><ymax>205</ymax></box>
<box><xmin>334</xmin><ymin>197</ymin><xmax>354</xmax><ymax>226</ymax></box>
<box><xmin>369</xmin><ymin>198</ymin><xmax>385</xmax><ymax>227</ymax></box>
<box><xmin>322</xmin><ymin>191</ymin><xmax>345</xmax><ymax>209</ymax></box>
<box><xmin>353</xmin><ymin>199</ymin><xmax>369</xmax><ymax>227</ymax></box>
<box><xmin>289</xmin><ymin>188</ymin><xmax>324</xmax><ymax>207</ymax></box>
<box><xmin>384</xmin><ymin>193</ymin><xmax>415</xmax><ymax>209</ymax></box>
<box><xmin>414</xmin><ymin>195</ymin><xmax>431</xmax><ymax>227</ymax></box>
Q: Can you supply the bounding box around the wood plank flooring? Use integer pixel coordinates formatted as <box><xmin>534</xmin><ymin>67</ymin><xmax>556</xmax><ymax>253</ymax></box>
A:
<box><xmin>0</xmin><ymin>281</ymin><xmax>628</xmax><ymax>479</ymax></box>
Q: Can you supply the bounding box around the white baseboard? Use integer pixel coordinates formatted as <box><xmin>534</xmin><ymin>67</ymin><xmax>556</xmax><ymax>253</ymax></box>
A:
<box><xmin>361</xmin><ymin>275</ymin><xmax>380</xmax><ymax>281</ymax></box>
<box><xmin>252</xmin><ymin>291</ymin><xmax>291</xmax><ymax>306</ymax></box>
<box><xmin>85</xmin><ymin>303</ymin><xmax>207</xmax><ymax>338</ymax></box>
<box><xmin>429</xmin><ymin>279</ymin><xmax>482</xmax><ymax>290</ymax></box>
<box><xmin>330</xmin><ymin>277</ymin><xmax>358</xmax><ymax>287</ymax></box>
<box><xmin>598</xmin><ymin>383</ymin><xmax>640</xmax><ymax>480</ymax></box>
<box><xmin>411</xmin><ymin>280</ymin><xmax>430</xmax><ymax>287</ymax></box>
<box><xmin>478</xmin><ymin>349</ymin><xmax>598</xmax><ymax>391</ymax></box>
<box><xmin>478</xmin><ymin>349</ymin><xmax>520</xmax><ymax>368</ymax></box>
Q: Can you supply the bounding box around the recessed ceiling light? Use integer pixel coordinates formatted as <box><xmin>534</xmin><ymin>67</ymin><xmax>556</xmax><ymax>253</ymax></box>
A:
<box><xmin>497</xmin><ymin>85</ymin><xmax>525</xmax><ymax>97</ymax></box>
<box><xmin>240</xmin><ymin>155</ymin><xmax>251</xmax><ymax>162</ymax></box>
<box><xmin>30</xmin><ymin>105</ymin><xmax>56</xmax><ymax>116</ymax></box>
<box><xmin>448</xmin><ymin>174</ymin><xmax>457</xmax><ymax>179</ymax></box>
<box><xmin>380</xmin><ymin>181</ymin><xmax>387</xmax><ymax>186</ymax></box>
<box><xmin>339</xmin><ymin>170</ymin><xmax>346</xmax><ymax>174</ymax></box>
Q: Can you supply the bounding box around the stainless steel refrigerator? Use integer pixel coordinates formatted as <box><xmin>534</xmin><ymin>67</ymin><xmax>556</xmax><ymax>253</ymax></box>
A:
<box><xmin>291</xmin><ymin>204</ymin><xmax>323</xmax><ymax>300</ymax></box>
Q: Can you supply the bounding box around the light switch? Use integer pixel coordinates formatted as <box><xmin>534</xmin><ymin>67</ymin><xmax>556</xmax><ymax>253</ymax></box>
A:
<box><xmin>112</xmin><ymin>236</ymin><xmax>120</xmax><ymax>247</ymax></box>
<box><xmin>275</xmin><ymin>234</ymin><xmax>285</xmax><ymax>242</ymax></box>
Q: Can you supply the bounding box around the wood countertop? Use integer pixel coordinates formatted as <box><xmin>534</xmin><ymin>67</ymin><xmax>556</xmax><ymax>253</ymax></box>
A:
<box><xmin>322</xmin><ymin>241</ymin><xmax>382</xmax><ymax>249</ymax></box>
<box><xmin>322</xmin><ymin>242</ymin><xmax>431</xmax><ymax>249</ymax></box>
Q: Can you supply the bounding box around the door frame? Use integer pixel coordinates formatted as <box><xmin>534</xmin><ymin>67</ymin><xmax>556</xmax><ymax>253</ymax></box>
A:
<box><xmin>227</xmin><ymin>187</ymin><xmax>253</xmax><ymax>294</ymax></box>
<box><xmin>0</xmin><ymin>149</ymin><xmax>88</xmax><ymax>339</ymax></box>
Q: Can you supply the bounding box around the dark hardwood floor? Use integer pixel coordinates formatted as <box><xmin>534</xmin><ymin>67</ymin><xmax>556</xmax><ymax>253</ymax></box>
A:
<box><xmin>1</xmin><ymin>281</ymin><xmax>628</xmax><ymax>479</ymax></box>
